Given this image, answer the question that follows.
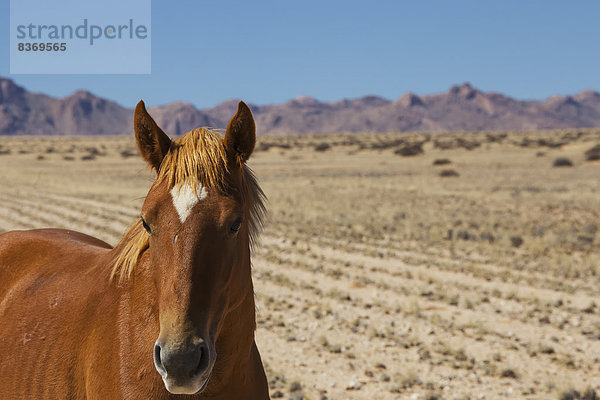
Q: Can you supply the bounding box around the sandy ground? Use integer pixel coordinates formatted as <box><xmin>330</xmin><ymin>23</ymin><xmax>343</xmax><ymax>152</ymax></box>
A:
<box><xmin>0</xmin><ymin>130</ymin><xmax>599</xmax><ymax>399</ymax></box>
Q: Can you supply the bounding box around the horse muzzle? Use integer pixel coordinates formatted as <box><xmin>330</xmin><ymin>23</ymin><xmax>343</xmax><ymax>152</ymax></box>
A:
<box><xmin>153</xmin><ymin>338</ymin><xmax>214</xmax><ymax>395</ymax></box>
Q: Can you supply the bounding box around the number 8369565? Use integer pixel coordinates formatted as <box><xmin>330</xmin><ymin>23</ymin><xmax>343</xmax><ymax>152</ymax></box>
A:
<box><xmin>18</xmin><ymin>42</ymin><xmax>67</xmax><ymax>51</ymax></box>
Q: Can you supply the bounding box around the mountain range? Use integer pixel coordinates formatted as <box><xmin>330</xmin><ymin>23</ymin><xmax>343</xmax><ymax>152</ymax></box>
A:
<box><xmin>1</xmin><ymin>77</ymin><xmax>600</xmax><ymax>135</ymax></box>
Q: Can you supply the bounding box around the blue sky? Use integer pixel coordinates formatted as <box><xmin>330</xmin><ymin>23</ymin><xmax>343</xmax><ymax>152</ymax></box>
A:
<box><xmin>1</xmin><ymin>0</ymin><xmax>600</xmax><ymax>108</ymax></box>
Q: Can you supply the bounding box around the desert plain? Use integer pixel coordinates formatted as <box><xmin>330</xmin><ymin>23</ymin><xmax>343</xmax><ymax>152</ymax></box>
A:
<box><xmin>0</xmin><ymin>129</ymin><xmax>599</xmax><ymax>400</ymax></box>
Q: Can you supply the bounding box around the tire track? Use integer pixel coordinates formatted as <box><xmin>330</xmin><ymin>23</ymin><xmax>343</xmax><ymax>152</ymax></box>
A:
<box><xmin>0</xmin><ymin>196</ymin><xmax>126</xmax><ymax>243</ymax></box>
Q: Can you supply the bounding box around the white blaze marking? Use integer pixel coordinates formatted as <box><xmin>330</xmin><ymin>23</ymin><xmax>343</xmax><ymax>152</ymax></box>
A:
<box><xmin>170</xmin><ymin>184</ymin><xmax>207</xmax><ymax>223</ymax></box>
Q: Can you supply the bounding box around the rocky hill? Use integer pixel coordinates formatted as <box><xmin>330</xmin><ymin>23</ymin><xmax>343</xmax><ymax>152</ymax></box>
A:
<box><xmin>1</xmin><ymin>77</ymin><xmax>599</xmax><ymax>135</ymax></box>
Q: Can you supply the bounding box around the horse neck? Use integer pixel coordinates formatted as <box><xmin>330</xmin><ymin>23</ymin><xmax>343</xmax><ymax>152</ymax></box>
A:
<box><xmin>209</xmin><ymin>262</ymin><xmax>258</xmax><ymax>392</ymax></box>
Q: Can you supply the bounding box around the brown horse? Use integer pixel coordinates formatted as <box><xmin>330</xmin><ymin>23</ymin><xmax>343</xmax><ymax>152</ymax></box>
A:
<box><xmin>0</xmin><ymin>101</ymin><xmax>270</xmax><ymax>399</ymax></box>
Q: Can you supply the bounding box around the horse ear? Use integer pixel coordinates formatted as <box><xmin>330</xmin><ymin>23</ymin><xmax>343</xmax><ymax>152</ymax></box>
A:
<box><xmin>224</xmin><ymin>101</ymin><xmax>256</xmax><ymax>165</ymax></box>
<box><xmin>134</xmin><ymin>100</ymin><xmax>171</xmax><ymax>171</ymax></box>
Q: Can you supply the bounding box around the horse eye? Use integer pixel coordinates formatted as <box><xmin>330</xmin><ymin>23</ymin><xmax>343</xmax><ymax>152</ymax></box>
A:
<box><xmin>229</xmin><ymin>218</ymin><xmax>242</xmax><ymax>235</ymax></box>
<box><xmin>141</xmin><ymin>217</ymin><xmax>152</xmax><ymax>234</ymax></box>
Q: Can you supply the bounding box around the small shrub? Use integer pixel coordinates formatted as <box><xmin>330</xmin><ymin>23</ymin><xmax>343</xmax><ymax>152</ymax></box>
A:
<box><xmin>432</xmin><ymin>158</ymin><xmax>451</xmax><ymax>165</ymax></box>
<box><xmin>480</xmin><ymin>232</ymin><xmax>495</xmax><ymax>243</ymax></box>
<box><xmin>559</xmin><ymin>388</ymin><xmax>599</xmax><ymax>400</ymax></box>
<box><xmin>500</xmin><ymin>368</ymin><xmax>518</xmax><ymax>379</ymax></box>
<box><xmin>583</xmin><ymin>388</ymin><xmax>600</xmax><ymax>400</ymax></box>
<box><xmin>560</xmin><ymin>390</ymin><xmax>581</xmax><ymax>400</ymax></box>
<box><xmin>553</xmin><ymin>157</ymin><xmax>573</xmax><ymax>167</ymax></box>
<box><xmin>393</xmin><ymin>369</ymin><xmax>421</xmax><ymax>389</ymax></box>
<box><xmin>583</xmin><ymin>302</ymin><xmax>596</xmax><ymax>314</ymax></box>
<box><xmin>120</xmin><ymin>149</ymin><xmax>137</xmax><ymax>158</ymax></box>
<box><xmin>288</xmin><ymin>381</ymin><xmax>302</xmax><ymax>392</ymax></box>
<box><xmin>439</xmin><ymin>169</ymin><xmax>459</xmax><ymax>177</ymax></box>
<box><xmin>584</xmin><ymin>144</ymin><xmax>600</xmax><ymax>161</ymax></box>
<box><xmin>318</xmin><ymin>335</ymin><xmax>328</xmax><ymax>347</ymax></box>
<box><xmin>85</xmin><ymin>146</ymin><xmax>102</xmax><ymax>155</ymax></box>
<box><xmin>314</xmin><ymin>143</ymin><xmax>331</xmax><ymax>152</ymax></box>
<box><xmin>510</xmin><ymin>236</ymin><xmax>523</xmax><ymax>248</ymax></box>
<box><xmin>454</xmin><ymin>348</ymin><xmax>468</xmax><ymax>361</ymax></box>
<box><xmin>394</xmin><ymin>143</ymin><xmax>423</xmax><ymax>156</ymax></box>
<box><xmin>457</xmin><ymin>230</ymin><xmax>475</xmax><ymax>240</ymax></box>
<box><xmin>434</xmin><ymin>139</ymin><xmax>456</xmax><ymax>150</ymax></box>
<box><xmin>457</xmin><ymin>138</ymin><xmax>481</xmax><ymax>150</ymax></box>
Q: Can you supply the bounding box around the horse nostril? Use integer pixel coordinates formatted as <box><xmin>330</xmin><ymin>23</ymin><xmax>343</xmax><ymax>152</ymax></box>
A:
<box><xmin>191</xmin><ymin>347</ymin><xmax>202</xmax><ymax>377</ymax></box>
<box><xmin>153</xmin><ymin>342</ymin><xmax>166</xmax><ymax>376</ymax></box>
<box><xmin>193</xmin><ymin>342</ymin><xmax>210</xmax><ymax>378</ymax></box>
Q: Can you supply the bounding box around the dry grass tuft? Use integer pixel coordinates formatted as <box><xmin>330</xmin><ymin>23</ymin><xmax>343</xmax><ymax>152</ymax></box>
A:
<box><xmin>553</xmin><ymin>157</ymin><xmax>573</xmax><ymax>167</ymax></box>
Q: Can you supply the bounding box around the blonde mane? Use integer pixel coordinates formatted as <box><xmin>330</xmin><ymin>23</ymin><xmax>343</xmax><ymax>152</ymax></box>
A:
<box><xmin>111</xmin><ymin>128</ymin><xmax>266</xmax><ymax>281</ymax></box>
